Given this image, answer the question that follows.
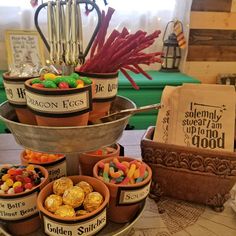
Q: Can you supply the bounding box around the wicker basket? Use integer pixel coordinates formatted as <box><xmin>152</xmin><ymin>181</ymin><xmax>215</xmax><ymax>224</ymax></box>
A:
<box><xmin>141</xmin><ymin>126</ymin><xmax>236</xmax><ymax>211</ymax></box>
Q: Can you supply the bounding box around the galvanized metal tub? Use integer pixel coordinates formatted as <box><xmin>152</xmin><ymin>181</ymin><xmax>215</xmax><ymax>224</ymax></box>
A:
<box><xmin>0</xmin><ymin>96</ymin><xmax>136</xmax><ymax>154</ymax></box>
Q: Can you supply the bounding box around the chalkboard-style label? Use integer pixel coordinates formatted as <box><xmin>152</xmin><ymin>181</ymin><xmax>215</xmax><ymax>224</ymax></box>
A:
<box><xmin>117</xmin><ymin>181</ymin><xmax>151</xmax><ymax>205</ymax></box>
<box><xmin>43</xmin><ymin>208</ymin><xmax>107</xmax><ymax>236</ymax></box>
<box><xmin>3</xmin><ymin>80</ymin><xmax>26</xmax><ymax>105</ymax></box>
<box><xmin>0</xmin><ymin>191</ymin><xmax>38</xmax><ymax>221</ymax></box>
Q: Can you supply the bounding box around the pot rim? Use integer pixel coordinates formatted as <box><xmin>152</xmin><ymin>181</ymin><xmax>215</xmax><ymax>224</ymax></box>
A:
<box><xmin>75</xmin><ymin>71</ymin><xmax>119</xmax><ymax>78</ymax></box>
<box><xmin>37</xmin><ymin>175</ymin><xmax>110</xmax><ymax>221</ymax></box>
<box><xmin>20</xmin><ymin>150</ymin><xmax>65</xmax><ymax>165</ymax></box>
<box><xmin>3</xmin><ymin>71</ymin><xmax>40</xmax><ymax>80</ymax></box>
<box><xmin>93</xmin><ymin>156</ymin><xmax>152</xmax><ymax>188</ymax></box>
<box><xmin>0</xmin><ymin>164</ymin><xmax>49</xmax><ymax>198</ymax></box>
<box><xmin>84</xmin><ymin>143</ymin><xmax>120</xmax><ymax>157</ymax></box>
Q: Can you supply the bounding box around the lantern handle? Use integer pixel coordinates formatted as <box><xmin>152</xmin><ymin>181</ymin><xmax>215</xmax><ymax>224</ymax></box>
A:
<box><xmin>162</xmin><ymin>20</ymin><xmax>174</xmax><ymax>42</ymax></box>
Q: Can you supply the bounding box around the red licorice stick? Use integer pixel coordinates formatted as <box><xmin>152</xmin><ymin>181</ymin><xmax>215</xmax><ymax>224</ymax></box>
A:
<box><xmin>133</xmin><ymin>64</ymin><xmax>153</xmax><ymax>80</ymax></box>
<box><xmin>120</xmin><ymin>68</ymin><xmax>139</xmax><ymax>90</ymax></box>
<box><xmin>97</xmin><ymin>7</ymin><xmax>115</xmax><ymax>52</ymax></box>
<box><xmin>123</xmin><ymin>65</ymin><xmax>139</xmax><ymax>74</ymax></box>
<box><xmin>90</xmin><ymin>10</ymin><xmax>105</xmax><ymax>58</ymax></box>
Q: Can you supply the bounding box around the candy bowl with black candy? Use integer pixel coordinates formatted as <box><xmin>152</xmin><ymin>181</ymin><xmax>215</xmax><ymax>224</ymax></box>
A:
<box><xmin>0</xmin><ymin>164</ymin><xmax>49</xmax><ymax>235</ymax></box>
<box><xmin>37</xmin><ymin>176</ymin><xmax>110</xmax><ymax>236</ymax></box>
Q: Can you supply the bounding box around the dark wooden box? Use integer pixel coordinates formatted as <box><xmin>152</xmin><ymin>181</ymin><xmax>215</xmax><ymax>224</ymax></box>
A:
<box><xmin>141</xmin><ymin>126</ymin><xmax>236</xmax><ymax>211</ymax></box>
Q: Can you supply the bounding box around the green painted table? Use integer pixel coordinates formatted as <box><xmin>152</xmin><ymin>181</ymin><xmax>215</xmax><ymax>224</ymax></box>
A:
<box><xmin>0</xmin><ymin>70</ymin><xmax>7</xmax><ymax>133</ymax></box>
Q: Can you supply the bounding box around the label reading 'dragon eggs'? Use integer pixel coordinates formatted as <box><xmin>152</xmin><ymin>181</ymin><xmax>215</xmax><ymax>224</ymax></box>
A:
<box><xmin>118</xmin><ymin>182</ymin><xmax>151</xmax><ymax>205</ymax></box>
<box><xmin>47</xmin><ymin>160</ymin><xmax>67</xmax><ymax>181</ymax></box>
<box><xmin>25</xmin><ymin>90</ymin><xmax>90</xmax><ymax>114</ymax></box>
<box><xmin>43</xmin><ymin>208</ymin><xmax>106</xmax><ymax>236</ymax></box>
<box><xmin>3</xmin><ymin>81</ymin><xmax>26</xmax><ymax>105</ymax></box>
<box><xmin>0</xmin><ymin>191</ymin><xmax>38</xmax><ymax>220</ymax></box>
<box><xmin>93</xmin><ymin>77</ymin><xmax>118</xmax><ymax>99</ymax></box>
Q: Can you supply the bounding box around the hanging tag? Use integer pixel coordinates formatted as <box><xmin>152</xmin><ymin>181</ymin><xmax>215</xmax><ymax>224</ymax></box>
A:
<box><xmin>173</xmin><ymin>20</ymin><xmax>186</xmax><ymax>49</ymax></box>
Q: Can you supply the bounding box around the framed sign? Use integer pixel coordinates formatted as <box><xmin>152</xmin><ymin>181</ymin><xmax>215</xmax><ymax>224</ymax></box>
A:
<box><xmin>5</xmin><ymin>30</ymin><xmax>45</xmax><ymax>69</ymax></box>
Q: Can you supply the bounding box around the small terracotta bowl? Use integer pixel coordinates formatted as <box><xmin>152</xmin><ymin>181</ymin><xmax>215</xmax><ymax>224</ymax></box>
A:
<box><xmin>93</xmin><ymin>157</ymin><xmax>152</xmax><ymax>223</ymax></box>
<box><xmin>79</xmin><ymin>143</ymin><xmax>120</xmax><ymax>176</ymax></box>
<box><xmin>20</xmin><ymin>150</ymin><xmax>67</xmax><ymax>181</ymax></box>
<box><xmin>3</xmin><ymin>72</ymin><xmax>37</xmax><ymax>125</ymax></box>
<box><xmin>37</xmin><ymin>175</ymin><xmax>110</xmax><ymax>236</ymax></box>
<box><xmin>0</xmin><ymin>164</ymin><xmax>49</xmax><ymax>235</ymax></box>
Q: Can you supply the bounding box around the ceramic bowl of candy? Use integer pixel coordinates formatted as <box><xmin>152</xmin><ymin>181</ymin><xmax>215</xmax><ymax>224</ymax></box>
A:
<box><xmin>0</xmin><ymin>164</ymin><xmax>49</xmax><ymax>235</ymax></box>
<box><xmin>37</xmin><ymin>176</ymin><xmax>110</xmax><ymax>236</ymax></box>
<box><xmin>79</xmin><ymin>143</ymin><xmax>120</xmax><ymax>176</ymax></box>
<box><xmin>93</xmin><ymin>157</ymin><xmax>152</xmax><ymax>223</ymax></box>
<box><xmin>24</xmin><ymin>72</ymin><xmax>93</xmax><ymax>127</ymax></box>
<box><xmin>21</xmin><ymin>149</ymin><xmax>67</xmax><ymax>181</ymax></box>
<box><xmin>2</xmin><ymin>72</ymin><xmax>38</xmax><ymax>125</ymax></box>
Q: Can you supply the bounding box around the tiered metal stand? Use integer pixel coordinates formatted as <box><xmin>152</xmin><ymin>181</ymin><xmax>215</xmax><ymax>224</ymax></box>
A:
<box><xmin>0</xmin><ymin>95</ymin><xmax>145</xmax><ymax>235</ymax></box>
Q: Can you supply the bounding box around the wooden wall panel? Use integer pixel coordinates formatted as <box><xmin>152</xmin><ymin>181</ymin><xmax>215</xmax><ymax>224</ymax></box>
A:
<box><xmin>190</xmin><ymin>12</ymin><xmax>236</xmax><ymax>30</ymax></box>
<box><xmin>231</xmin><ymin>0</ymin><xmax>236</xmax><ymax>12</ymax></box>
<box><xmin>187</xmin><ymin>45</ymin><xmax>236</xmax><ymax>61</ymax></box>
<box><xmin>191</xmin><ymin>0</ymin><xmax>232</xmax><ymax>12</ymax></box>
<box><xmin>189</xmin><ymin>29</ymin><xmax>236</xmax><ymax>46</ymax></box>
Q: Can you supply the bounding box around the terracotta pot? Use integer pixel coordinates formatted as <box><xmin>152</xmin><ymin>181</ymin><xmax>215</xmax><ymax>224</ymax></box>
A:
<box><xmin>93</xmin><ymin>157</ymin><xmax>152</xmax><ymax>223</ymax></box>
<box><xmin>24</xmin><ymin>79</ymin><xmax>92</xmax><ymax>127</ymax></box>
<box><xmin>37</xmin><ymin>175</ymin><xmax>110</xmax><ymax>236</ymax></box>
<box><xmin>21</xmin><ymin>150</ymin><xmax>67</xmax><ymax>181</ymax></box>
<box><xmin>76</xmin><ymin>71</ymin><xmax>119</xmax><ymax>122</ymax></box>
<box><xmin>0</xmin><ymin>164</ymin><xmax>49</xmax><ymax>235</ymax></box>
<box><xmin>79</xmin><ymin>143</ymin><xmax>120</xmax><ymax>176</ymax></box>
<box><xmin>2</xmin><ymin>72</ymin><xmax>37</xmax><ymax>125</ymax></box>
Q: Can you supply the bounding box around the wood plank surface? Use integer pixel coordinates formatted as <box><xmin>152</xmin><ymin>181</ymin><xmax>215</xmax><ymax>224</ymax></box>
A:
<box><xmin>232</xmin><ymin>0</ymin><xmax>236</xmax><ymax>12</ymax></box>
<box><xmin>189</xmin><ymin>29</ymin><xmax>236</xmax><ymax>46</ymax></box>
<box><xmin>184</xmin><ymin>61</ymin><xmax>236</xmax><ymax>83</ymax></box>
<box><xmin>187</xmin><ymin>45</ymin><xmax>236</xmax><ymax>61</ymax></box>
<box><xmin>190</xmin><ymin>11</ymin><xmax>236</xmax><ymax>30</ymax></box>
<box><xmin>191</xmin><ymin>0</ymin><xmax>232</xmax><ymax>12</ymax></box>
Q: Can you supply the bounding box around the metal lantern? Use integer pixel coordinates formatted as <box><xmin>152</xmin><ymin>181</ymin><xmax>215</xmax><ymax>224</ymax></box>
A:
<box><xmin>161</xmin><ymin>21</ymin><xmax>181</xmax><ymax>72</ymax></box>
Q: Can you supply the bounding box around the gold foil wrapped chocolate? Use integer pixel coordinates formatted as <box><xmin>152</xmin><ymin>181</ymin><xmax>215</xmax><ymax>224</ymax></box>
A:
<box><xmin>44</xmin><ymin>194</ymin><xmax>63</xmax><ymax>213</ymax></box>
<box><xmin>83</xmin><ymin>192</ymin><xmax>103</xmax><ymax>212</ymax></box>
<box><xmin>54</xmin><ymin>205</ymin><xmax>75</xmax><ymax>217</ymax></box>
<box><xmin>76</xmin><ymin>209</ymin><xmax>89</xmax><ymax>216</ymax></box>
<box><xmin>53</xmin><ymin>177</ymin><xmax>73</xmax><ymax>196</ymax></box>
<box><xmin>63</xmin><ymin>186</ymin><xmax>85</xmax><ymax>208</ymax></box>
<box><xmin>76</xmin><ymin>181</ymin><xmax>93</xmax><ymax>196</ymax></box>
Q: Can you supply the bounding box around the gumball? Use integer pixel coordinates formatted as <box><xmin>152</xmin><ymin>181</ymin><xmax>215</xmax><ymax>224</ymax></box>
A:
<box><xmin>14</xmin><ymin>186</ymin><xmax>24</xmax><ymax>193</ymax></box>
<box><xmin>24</xmin><ymin>183</ymin><xmax>33</xmax><ymax>190</ymax></box>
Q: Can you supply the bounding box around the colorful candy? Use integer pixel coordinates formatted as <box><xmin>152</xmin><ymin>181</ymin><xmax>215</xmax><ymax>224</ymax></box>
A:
<box><xmin>31</xmin><ymin>73</ymin><xmax>92</xmax><ymax>90</ymax></box>
<box><xmin>97</xmin><ymin>158</ymin><xmax>149</xmax><ymax>185</ymax></box>
<box><xmin>0</xmin><ymin>165</ymin><xmax>44</xmax><ymax>195</ymax></box>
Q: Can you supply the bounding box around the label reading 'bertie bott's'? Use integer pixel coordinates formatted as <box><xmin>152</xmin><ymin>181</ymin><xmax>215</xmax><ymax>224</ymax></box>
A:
<box><xmin>94</xmin><ymin>77</ymin><xmax>118</xmax><ymax>99</ymax></box>
<box><xmin>118</xmin><ymin>182</ymin><xmax>151</xmax><ymax>205</ymax></box>
<box><xmin>47</xmin><ymin>160</ymin><xmax>67</xmax><ymax>181</ymax></box>
<box><xmin>3</xmin><ymin>81</ymin><xmax>26</xmax><ymax>105</ymax></box>
<box><xmin>25</xmin><ymin>90</ymin><xmax>90</xmax><ymax>114</ymax></box>
<box><xmin>43</xmin><ymin>208</ymin><xmax>106</xmax><ymax>236</ymax></box>
<box><xmin>0</xmin><ymin>191</ymin><xmax>38</xmax><ymax>220</ymax></box>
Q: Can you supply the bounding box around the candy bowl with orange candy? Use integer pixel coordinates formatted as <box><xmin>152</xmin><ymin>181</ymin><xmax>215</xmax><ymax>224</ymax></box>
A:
<box><xmin>21</xmin><ymin>149</ymin><xmax>67</xmax><ymax>181</ymax></box>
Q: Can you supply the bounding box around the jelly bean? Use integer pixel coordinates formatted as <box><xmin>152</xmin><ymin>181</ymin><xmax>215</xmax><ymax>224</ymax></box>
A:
<box><xmin>43</xmin><ymin>80</ymin><xmax>57</xmax><ymax>88</ymax></box>
<box><xmin>59</xmin><ymin>82</ymin><xmax>70</xmax><ymax>89</ymax></box>
<box><xmin>5</xmin><ymin>178</ymin><xmax>14</xmax><ymax>187</ymax></box>
<box><xmin>1</xmin><ymin>183</ymin><xmax>9</xmax><ymax>191</ymax></box>
<box><xmin>32</xmin><ymin>83</ymin><xmax>45</xmax><ymax>88</ymax></box>
<box><xmin>15</xmin><ymin>169</ymin><xmax>23</xmax><ymax>176</ymax></box>
<box><xmin>25</xmin><ymin>182</ymin><xmax>33</xmax><ymax>190</ymax></box>
<box><xmin>15</xmin><ymin>175</ymin><xmax>24</xmax><ymax>182</ymax></box>
<box><xmin>70</xmin><ymin>73</ymin><xmax>80</xmax><ymax>79</ymax></box>
<box><xmin>13</xmin><ymin>181</ymin><xmax>22</xmax><ymax>188</ymax></box>
<box><xmin>127</xmin><ymin>164</ymin><xmax>136</xmax><ymax>179</ymax></box>
<box><xmin>79</xmin><ymin>77</ymin><xmax>92</xmax><ymax>85</ymax></box>
<box><xmin>7</xmin><ymin>188</ymin><xmax>15</xmax><ymax>194</ymax></box>
<box><xmin>14</xmin><ymin>186</ymin><xmax>24</xmax><ymax>193</ymax></box>
<box><xmin>2</xmin><ymin>174</ymin><xmax>10</xmax><ymax>181</ymax></box>
<box><xmin>0</xmin><ymin>168</ymin><xmax>8</xmax><ymax>174</ymax></box>
<box><xmin>44</xmin><ymin>73</ymin><xmax>57</xmax><ymax>80</ymax></box>
<box><xmin>31</xmin><ymin>78</ymin><xmax>42</xmax><ymax>84</ymax></box>
<box><xmin>26</xmin><ymin>165</ymin><xmax>35</xmax><ymax>171</ymax></box>
<box><xmin>23</xmin><ymin>177</ymin><xmax>31</xmax><ymax>183</ymax></box>
<box><xmin>7</xmin><ymin>168</ymin><xmax>17</xmax><ymax>175</ymax></box>
<box><xmin>34</xmin><ymin>177</ymin><xmax>41</xmax><ymax>185</ymax></box>
<box><xmin>0</xmin><ymin>189</ymin><xmax>5</xmax><ymax>194</ymax></box>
